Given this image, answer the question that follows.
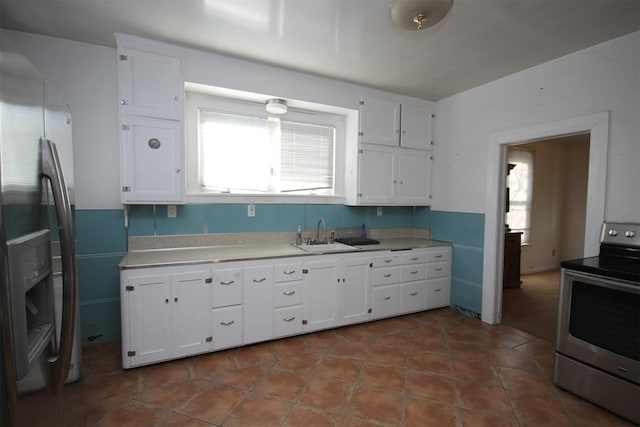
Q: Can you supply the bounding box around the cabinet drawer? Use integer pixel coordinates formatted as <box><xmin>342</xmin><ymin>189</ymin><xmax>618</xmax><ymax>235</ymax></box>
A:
<box><xmin>211</xmin><ymin>268</ymin><xmax>242</xmax><ymax>307</ymax></box>
<box><xmin>274</xmin><ymin>306</ymin><xmax>303</xmax><ymax>337</ymax></box>
<box><xmin>371</xmin><ymin>285</ymin><xmax>400</xmax><ymax>319</ymax></box>
<box><xmin>401</xmin><ymin>252</ymin><xmax>427</xmax><ymax>264</ymax></box>
<box><xmin>372</xmin><ymin>255</ymin><xmax>401</xmax><ymax>267</ymax></box>
<box><xmin>426</xmin><ymin>278</ymin><xmax>450</xmax><ymax>309</ymax></box>
<box><xmin>274</xmin><ymin>263</ymin><xmax>303</xmax><ymax>282</ymax></box>
<box><xmin>427</xmin><ymin>249</ymin><xmax>450</xmax><ymax>262</ymax></box>
<box><xmin>274</xmin><ymin>282</ymin><xmax>302</xmax><ymax>308</ymax></box>
<box><xmin>372</xmin><ymin>266</ymin><xmax>401</xmax><ymax>286</ymax></box>
<box><xmin>400</xmin><ymin>281</ymin><xmax>427</xmax><ymax>313</ymax></box>
<box><xmin>426</xmin><ymin>261</ymin><xmax>449</xmax><ymax>279</ymax></box>
<box><xmin>211</xmin><ymin>305</ymin><xmax>242</xmax><ymax>350</ymax></box>
<box><xmin>401</xmin><ymin>264</ymin><xmax>426</xmax><ymax>282</ymax></box>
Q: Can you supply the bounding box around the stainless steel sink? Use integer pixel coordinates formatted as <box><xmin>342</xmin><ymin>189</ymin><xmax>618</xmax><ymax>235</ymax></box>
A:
<box><xmin>292</xmin><ymin>242</ymin><xmax>359</xmax><ymax>253</ymax></box>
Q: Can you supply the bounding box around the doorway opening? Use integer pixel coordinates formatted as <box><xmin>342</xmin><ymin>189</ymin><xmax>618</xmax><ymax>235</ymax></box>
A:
<box><xmin>501</xmin><ymin>135</ymin><xmax>590</xmax><ymax>342</ymax></box>
<box><xmin>481</xmin><ymin>112</ymin><xmax>609</xmax><ymax>325</ymax></box>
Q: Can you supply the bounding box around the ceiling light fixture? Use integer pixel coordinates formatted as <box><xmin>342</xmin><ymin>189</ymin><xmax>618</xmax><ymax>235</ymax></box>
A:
<box><xmin>389</xmin><ymin>0</ymin><xmax>454</xmax><ymax>31</ymax></box>
<box><xmin>265</xmin><ymin>98</ymin><xmax>288</xmax><ymax>114</ymax></box>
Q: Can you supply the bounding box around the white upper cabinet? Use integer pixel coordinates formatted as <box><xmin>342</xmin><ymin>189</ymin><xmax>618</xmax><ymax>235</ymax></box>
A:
<box><xmin>116</xmin><ymin>36</ymin><xmax>185</xmax><ymax>204</ymax></box>
<box><xmin>118</xmin><ymin>47</ymin><xmax>183</xmax><ymax>120</ymax></box>
<box><xmin>400</xmin><ymin>104</ymin><xmax>433</xmax><ymax>150</ymax></box>
<box><xmin>359</xmin><ymin>97</ymin><xmax>433</xmax><ymax>150</ymax></box>
<box><xmin>359</xmin><ymin>97</ymin><xmax>400</xmax><ymax>146</ymax></box>
<box><xmin>347</xmin><ymin>96</ymin><xmax>433</xmax><ymax>206</ymax></box>
<box><xmin>120</xmin><ymin>115</ymin><xmax>183</xmax><ymax>203</ymax></box>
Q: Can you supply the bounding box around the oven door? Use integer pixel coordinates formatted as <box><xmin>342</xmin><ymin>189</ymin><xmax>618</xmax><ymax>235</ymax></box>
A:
<box><xmin>557</xmin><ymin>269</ymin><xmax>639</xmax><ymax>384</ymax></box>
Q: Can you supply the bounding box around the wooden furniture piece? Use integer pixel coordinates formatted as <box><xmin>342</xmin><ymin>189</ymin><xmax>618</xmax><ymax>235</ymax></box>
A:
<box><xmin>503</xmin><ymin>232</ymin><xmax>522</xmax><ymax>289</ymax></box>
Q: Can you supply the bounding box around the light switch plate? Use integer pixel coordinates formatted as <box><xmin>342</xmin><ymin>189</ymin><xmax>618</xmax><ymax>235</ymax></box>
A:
<box><xmin>167</xmin><ymin>205</ymin><xmax>177</xmax><ymax>218</ymax></box>
<box><xmin>248</xmin><ymin>204</ymin><xmax>255</xmax><ymax>217</ymax></box>
<box><xmin>377</xmin><ymin>206</ymin><xmax>383</xmax><ymax>216</ymax></box>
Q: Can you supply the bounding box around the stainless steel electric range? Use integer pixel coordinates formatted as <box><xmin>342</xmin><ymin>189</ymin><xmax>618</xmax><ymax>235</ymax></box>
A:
<box><xmin>555</xmin><ymin>222</ymin><xmax>639</xmax><ymax>424</ymax></box>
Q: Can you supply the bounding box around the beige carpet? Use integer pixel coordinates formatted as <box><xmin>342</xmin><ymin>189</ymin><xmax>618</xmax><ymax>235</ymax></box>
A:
<box><xmin>501</xmin><ymin>269</ymin><xmax>560</xmax><ymax>344</ymax></box>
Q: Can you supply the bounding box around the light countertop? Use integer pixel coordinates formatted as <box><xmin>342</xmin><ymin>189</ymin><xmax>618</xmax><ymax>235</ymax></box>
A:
<box><xmin>119</xmin><ymin>238</ymin><xmax>451</xmax><ymax>269</ymax></box>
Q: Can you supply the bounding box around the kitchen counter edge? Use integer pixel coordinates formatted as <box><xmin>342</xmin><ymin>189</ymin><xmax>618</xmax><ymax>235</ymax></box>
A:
<box><xmin>119</xmin><ymin>238</ymin><xmax>451</xmax><ymax>270</ymax></box>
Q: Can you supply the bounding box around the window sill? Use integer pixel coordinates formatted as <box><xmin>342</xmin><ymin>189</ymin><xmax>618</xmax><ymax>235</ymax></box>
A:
<box><xmin>185</xmin><ymin>192</ymin><xmax>346</xmax><ymax>205</ymax></box>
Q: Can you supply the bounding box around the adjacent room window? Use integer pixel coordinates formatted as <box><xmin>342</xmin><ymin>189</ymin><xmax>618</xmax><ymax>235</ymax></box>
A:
<box><xmin>185</xmin><ymin>89</ymin><xmax>344</xmax><ymax>199</ymax></box>
<box><xmin>506</xmin><ymin>148</ymin><xmax>534</xmax><ymax>243</ymax></box>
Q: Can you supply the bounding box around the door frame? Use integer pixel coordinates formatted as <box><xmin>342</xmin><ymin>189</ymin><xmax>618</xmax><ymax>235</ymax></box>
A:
<box><xmin>481</xmin><ymin>112</ymin><xmax>609</xmax><ymax>324</ymax></box>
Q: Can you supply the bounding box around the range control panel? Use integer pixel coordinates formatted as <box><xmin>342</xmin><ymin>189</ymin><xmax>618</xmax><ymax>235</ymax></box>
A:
<box><xmin>601</xmin><ymin>222</ymin><xmax>640</xmax><ymax>247</ymax></box>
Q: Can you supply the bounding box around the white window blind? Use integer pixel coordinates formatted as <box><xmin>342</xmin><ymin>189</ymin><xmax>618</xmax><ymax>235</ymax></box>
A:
<box><xmin>197</xmin><ymin>108</ymin><xmax>335</xmax><ymax>194</ymax></box>
<box><xmin>507</xmin><ymin>148</ymin><xmax>534</xmax><ymax>243</ymax></box>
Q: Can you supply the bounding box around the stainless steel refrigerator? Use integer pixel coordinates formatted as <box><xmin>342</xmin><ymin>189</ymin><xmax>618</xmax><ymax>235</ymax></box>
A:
<box><xmin>1</xmin><ymin>30</ymin><xmax>82</xmax><ymax>426</ymax></box>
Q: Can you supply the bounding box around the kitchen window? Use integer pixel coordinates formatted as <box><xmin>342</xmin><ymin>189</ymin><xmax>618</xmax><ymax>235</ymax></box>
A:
<box><xmin>185</xmin><ymin>88</ymin><xmax>345</xmax><ymax>202</ymax></box>
<box><xmin>506</xmin><ymin>148</ymin><xmax>534</xmax><ymax>243</ymax></box>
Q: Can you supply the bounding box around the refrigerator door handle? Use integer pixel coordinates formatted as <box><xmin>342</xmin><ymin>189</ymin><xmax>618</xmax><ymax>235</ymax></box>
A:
<box><xmin>40</xmin><ymin>137</ymin><xmax>77</xmax><ymax>393</ymax></box>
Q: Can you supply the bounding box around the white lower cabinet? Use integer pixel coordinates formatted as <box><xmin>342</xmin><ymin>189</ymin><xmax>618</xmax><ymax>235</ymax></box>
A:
<box><xmin>211</xmin><ymin>305</ymin><xmax>242</xmax><ymax>350</ymax></box>
<box><xmin>243</xmin><ymin>264</ymin><xmax>274</xmax><ymax>344</ymax></box>
<box><xmin>121</xmin><ymin>245</ymin><xmax>450</xmax><ymax>369</ymax></box>
<box><xmin>121</xmin><ymin>267</ymin><xmax>210</xmax><ymax>368</ymax></box>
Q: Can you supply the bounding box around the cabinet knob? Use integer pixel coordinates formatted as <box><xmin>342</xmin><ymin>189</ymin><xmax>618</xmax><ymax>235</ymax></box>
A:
<box><xmin>174</xmin><ymin>297</ymin><xmax>178</xmax><ymax>302</ymax></box>
<box><xmin>165</xmin><ymin>298</ymin><xmax>169</xmax><ymax>304</ymax></box>
<box><xmin>410</xmin><ymin>291</ymin><xmax>418</xmax><ymax>296</ymax></box>
<box><xmin>383</xmin><ymin>296</ymin><xmax>391</xmax><ymax>300</ymax></box>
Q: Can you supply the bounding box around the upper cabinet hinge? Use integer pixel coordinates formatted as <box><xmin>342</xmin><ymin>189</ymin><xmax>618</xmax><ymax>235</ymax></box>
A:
<box><xmin>122</xmin><ymin>186</ymin><xmax>131</xmax><ymax>192</ymax></box>
<box><xmin>369</xmin><ymin>263</ymin><xmax>373</xmax><ymax>268</ymax></box>
<box><xmin>125</xmin><ymin>285</ymin><xmax>134</xmax><ymax>291</ymax></box>
<box><xmin>127</xmin><ymin>350</ymin><xmax>136</xmax><ymax>356</ymax></box>
<box><xmin>358</xmin><ymin>148</ymin><xmax>364</xmax><ymax>154</ymax></box>
<box><xmin>359</xmin><ymin>100</ymin><xmax>365</xmax><ymax>105</ymax></box>
<box><xmin>205</xmin><ymin>336</ymin><xmax>213</xmax><ymax>343</ymax></box>
<box><xmin>302</xmin><ymin>319</ymin><xmax>308</xmax><ymax>325</ymax></box>
<box><xmin>302</xmin><ymin>269</ymin><xmax>308</xmax><ymax>274</ymax></box>
<box><xmin>205</xmin><ymin>278</ymin><xmax>213</xmax><ymax>284</ymax></box>
<box><xmin>119</xmin><ymin>54</ymin><xmax>128</xmax><ymax>61</ymax></box>
<box><xmin>121</xmin><ymin>124</ymin><xmax>130</xmax><ymax>131</ymax></box>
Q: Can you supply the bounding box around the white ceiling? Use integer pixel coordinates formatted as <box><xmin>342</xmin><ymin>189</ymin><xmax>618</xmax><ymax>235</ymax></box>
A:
<box><xmin>1</xmin><ymin>0</ymin><xmax>638</xmax><ymax>100</ymax></box>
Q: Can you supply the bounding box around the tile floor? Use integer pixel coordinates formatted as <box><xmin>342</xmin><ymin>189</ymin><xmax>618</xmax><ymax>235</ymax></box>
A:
<box><xmin>78</xmin><ymin>308</ymin><xmax>634</xmax><ymax>426</ymax></box>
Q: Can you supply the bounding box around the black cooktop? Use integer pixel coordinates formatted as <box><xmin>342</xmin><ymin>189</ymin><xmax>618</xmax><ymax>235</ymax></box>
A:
<box><xmin>562</xmin><ymin>255</ymin><xmax>640</xmax><ymax>283</ymax></box>
<box><xmin>335</xmin><ymin>237</ymin><xmax>380</xmax><ymax>246</ymax></box>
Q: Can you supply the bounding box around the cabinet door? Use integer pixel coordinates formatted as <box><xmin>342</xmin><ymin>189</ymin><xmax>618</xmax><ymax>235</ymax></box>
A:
<box><xmin>124</xmin><ymin>274</ymin><xmax>172</xmax><ymax>367</ymax></box>
<box><xmin>397</xmin><ymin>148</ymin><xmax>431</xmax><ymax>205</ymax></box>
<box><xmin>358</xmin><ymin>144</ymin><xmax>397</xmax><ymax>205</ymax></box>
<box><xmin>400</xmin><ymin>105</ymin><xmax>432</xmax><ymax>150</ymax></box>
<box><xmin>118</xmin><ymin>48</ymin><xmax>182</xmax><ymax>120</ymax></box>
<box><xmin>371</xmin><ymin>284</ymin><xmax>400</xmax><ymax>319</ymax></box>
<box><xmin>359</xmin><ymin>97</ymin><xmax>399</xmax><ymax>146</ymax></box>
<box><xmin>400</xmin><ymin>281</ymin><xmax>427</xmax><ymax>313</ymax></box>
<box><xmin>426</xmin><ymin>277</ymin><xmax>450</xmax><ymax>309</ymax></box>
<box><xmin>211</xmin><ymin>305</ymin><xmax>243</xmax><ymax>350</ymax></box>
<box><xmin>243</xmin><ymin>265</ymin><xmax>274</xmax><ymax>344</ymax></box>
<box><xmin>121</xmin><ymin>115</ymin><xmax>183</xmax><ymax>203</ymax></box>
<box><xmin>172</xmin><ymin>270</ymin><xmax>211</xmax><ymax>358</ymax></box>
<box><xmin>302</xmin><ymin>259</ymin><xmax>340</xmax><ymax>332</ymax></box>
<box><xmin>341</xmin><ymin>256</ymin><xmax>372</xmax><ymax>325</ymax></box>
<box><xmin>211</xmin><ymin>267</ymin><xmax>242</xmax><ymax>307</ymax></box>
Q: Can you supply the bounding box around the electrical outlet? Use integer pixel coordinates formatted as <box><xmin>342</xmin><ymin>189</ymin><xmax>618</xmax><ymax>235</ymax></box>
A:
<box><xmin>377</xmin><ymin>206</ymin><xmax>383</xmax><ymax>216</ymax></box>
<box><xmin>247</xmin><ymin>204</ymin><xmax>255</xmax><ymax>217</ymax></box>
<box><xmin>167</xmin><ymin>205</ymin><xmax>177</xmax><ymax>218</ymax></box>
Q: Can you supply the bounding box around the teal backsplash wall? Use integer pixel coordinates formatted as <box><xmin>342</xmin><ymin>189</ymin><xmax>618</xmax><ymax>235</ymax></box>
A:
<box><xmin>431</xmin><ymin>211</ymin><xmax>485</xmax><ymax>316</ymax></box>
<box><xmin>76</xmin><ymin>204</ymin><xmax>430</xmax><ymax>344</ymax></box>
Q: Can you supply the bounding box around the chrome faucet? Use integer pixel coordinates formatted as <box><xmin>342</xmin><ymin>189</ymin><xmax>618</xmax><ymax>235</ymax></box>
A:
<box><xmin>315</xmin><ymin>219</ymin><xmax>327</xmax><ymax>244</ymax></box>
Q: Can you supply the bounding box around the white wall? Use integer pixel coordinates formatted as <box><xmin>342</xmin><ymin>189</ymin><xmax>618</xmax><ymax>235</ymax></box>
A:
<box><xmin>7</xmin><ymin>31</ymin><xmax>433</xmax><ymax>210</ymax></box>
<box><xmin>433</xmin><ymin>31</ymin><xmax>640</xmax><ymax>223</ymax></box>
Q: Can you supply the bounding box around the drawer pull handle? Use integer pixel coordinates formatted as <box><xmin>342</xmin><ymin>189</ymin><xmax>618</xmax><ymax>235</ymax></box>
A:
<box><xmin>435</xmin><ymin>254</ymin><xmax>443</xmax><ymax>258</ymax></box>
<box><xmin>411</xmin><ymin>257</ymin><xmax>419</xmax><ymax>261</ymax></box>
<box><xmin>283</xmin><ymin>270</ymin><xmax>296</xmax><ymax>275</ymax></box>
<box><xmin>434</xmin><ymin>288</ymin><xmax>441</xmax><ymax>292</ymax></box>
<box><xmin>384</xmin><ymin>273</ymin><xmax>392</xmax><ymax>278</ymax></box>
<box><xmin>284</xmin><ymin>316</ymin><xmax>296</xmax><ymax>322</ymax></box>
<box><xmin>383</xmin><ymin>296</ymin><xmax>391</xmax><ymax>300</ymax></box>
<box><xmin>434</xmin><ymin>267</ymin><xmax>442</xmax><ymax>271</ymax></box>
<box><xmin>221</xmin><ymin>280</ymin><xmax>235</xmax><ymax>285</ymax></box>
<box><xmin>220</xmin><ymin>320</ymin><xmax>235</xmax><ymax>326</ymax></box>
<box><xmin>410</xmin><ymin>291</ymin><xmax>418</xmax><ymax>296</ymax></box>
<box><xmin>410</xmin><ymin>270</ymin><xmax>418</xmax><ymax>275</ymax></box>
<box><xmin>383</xmin><ymin>259</ymin><xmax>393</xmax><ymax>263</ymax></box>
<box><xmin>283</xmin><ymin>290</ymin><xmax>296</xmax><ymax>296</ymax></box>
<box><xmin>252</xmin><ymin>277</ymin><xmax>266</xmax><ymax>283</ymax></box>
